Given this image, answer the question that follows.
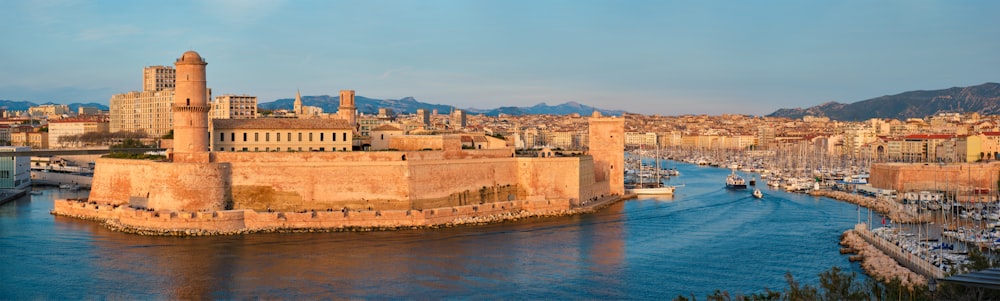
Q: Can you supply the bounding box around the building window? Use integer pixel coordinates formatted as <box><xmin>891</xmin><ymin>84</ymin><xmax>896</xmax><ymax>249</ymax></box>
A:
<box><xmin>219</xmin><ymin>147</ymin><xmax>224</xmax><ymax>151</ymax></box>
<box><xmin>287</xmin><ymin>133</ymin><xmax>291</xmax><ymax>141</ymax></box>
<box><xmin>309</xmin><ymin>133</ymin><xmax>313</xmax><ymax>142</ymax></box>
<box><xmin>266</xmin><ymin>132</ymin><xmax>270</xmax><ymax>142</ymax></box>
<box><xmin>319</xmin><ymin>147</ymin><xmax>325</xmax><ymax>151</ymax></box>
<box><xmin>242</xmin><ymin>147</ymin><xmax>248</xmax><ymax>152</ymax></box>
<box><xmin>243</xmin><ymin>133</ymin><xmax>247</xmax><ymax>142</ymax></box>
<box><xmin>333</xmin><ymin>133</ymin><xmax>337</xmax><ymax>141</ymax></box>
<box><xmin>277</xmin><ymin>132</ymin><xmax>281</xmax><ymax>142</ymax></box>
<box><xmin>298</xmin><ymin>133</ymin><xmax>302</xmax><ymax>141</ymax></box>
<box><xmin>255</xmin><ymin>133</ymin><xmax>259</xmax><ymax>142</ymax></box>
<box><xmin>343</xmin><ymin>133</ymin><xmax>347</xmax><ymax>141</ymax></box>
<box><xmin>320</xmin><ymin>133</ymin><xmax>324</xmax><ymax>141</ymax></box>
<box><xmin>231</xmin><ymin>133</ymin><xmax>235</xmax><ymax>141</ymax></box>
<box><xmin>220</xmin><ymin>132</ymin><xmax>225</xmax><ymax>141</ymax></box>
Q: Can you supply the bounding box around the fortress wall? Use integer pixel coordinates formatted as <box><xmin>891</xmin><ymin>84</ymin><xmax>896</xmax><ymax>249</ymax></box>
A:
<box><xmin>147</xmin><ymin>162</ymin><xmax>232</xmax><ymax>212</ymax></box>
<box><xmin>870</xmin><ymin>162</ymin><xmax>1000</xmax><ymax>193</ymax></box>
<box><xmin>212</xmin><ymin>149</ymin><xmax>513</xmax><ymax>163</ymax></box>
<box><xmin>88</xmin><ymin>159</ymin><xmax>231</xmax><ymax>212</ymax></box>
<box><xmin>516</xmin><ymin>157</ymin><xmax>584</xmax><ymax>202</ymax></box>
<box><xmin>54</xmin><ymin>195</ymin><xmax>582</xmax><ymax>234</ymax></box>
<box><xmin>225</xmin><ymin>159</ymin><xmax>412</xmax><ymax>212</ymax></box>
<box><xmin>406</xmin><ymin>158</ymin><xmax>520</xmax><ymax>204</ymax></box>
<box><xmin>389</xmin><ymin>135</ymin><xmax>446</xmax><ymax>151</ymax></box>
<box><xmin>88</xmin><ymin>159</ymin><xmax>160</xmax><ymax>206</ymax></box>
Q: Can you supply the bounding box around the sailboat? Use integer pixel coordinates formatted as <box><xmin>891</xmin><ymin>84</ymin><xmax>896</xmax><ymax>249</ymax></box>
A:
<box><xmin>626</xmin><ymin>144</ymin><xmax>676</xmax><ymax>195</ymax></box>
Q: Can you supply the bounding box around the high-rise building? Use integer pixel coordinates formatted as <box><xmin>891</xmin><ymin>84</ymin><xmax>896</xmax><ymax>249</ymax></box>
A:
<box><xmin>210</xmin><ymin>94</ymin><xmax>257</xmax><ymax>120</ymax></box>
<box><xmin>451</xmin><ymin>109</ymin><xmax>467</xmax><ymax>128</ymax></box>
<box><xmin>109</xmin><ymin>90</ymin><xmax>175</xmax><ymax>137</ymax></box>
<box><xmin>143</xmin><ymin>65</ymin><xmax>176</xmax><ymax>92</ymax></box>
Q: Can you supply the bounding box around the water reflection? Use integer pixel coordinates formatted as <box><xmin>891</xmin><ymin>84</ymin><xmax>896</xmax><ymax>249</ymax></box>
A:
<box><xmin>3</xmin><ymin>162</ymin><xmax>867</xmax><ymax>299</ymax></box>
<box><xmin>74</xmin><ymin>205</ymin><xmax>627</xmax><ymax>299</ymax></box>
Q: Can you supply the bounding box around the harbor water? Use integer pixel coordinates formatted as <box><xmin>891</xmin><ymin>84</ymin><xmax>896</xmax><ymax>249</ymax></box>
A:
<box><xmin>0</xmin><ymin>162</ymin><xmax>868</xmax><ymax>299</ymax></box>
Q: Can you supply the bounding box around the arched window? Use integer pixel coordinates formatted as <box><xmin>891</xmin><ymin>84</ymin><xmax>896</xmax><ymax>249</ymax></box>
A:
<box><xmin>186</xmin><ymin>98</ymin><xmax>190</xmax><ymax>106</ymax></box>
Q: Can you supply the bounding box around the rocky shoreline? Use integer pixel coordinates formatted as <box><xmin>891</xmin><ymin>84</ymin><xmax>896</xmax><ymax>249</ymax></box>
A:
<box><xmin>840</xmin><ymin>230</ymin><xmax>926</xmax><ymax>288</ymax></box>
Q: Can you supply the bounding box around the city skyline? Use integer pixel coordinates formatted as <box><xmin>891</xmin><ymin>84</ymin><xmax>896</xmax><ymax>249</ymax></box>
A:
<box><xmin>1</xmin><ymin>0</ymin><xmax>998</xmax><ymax>116</ymax></box>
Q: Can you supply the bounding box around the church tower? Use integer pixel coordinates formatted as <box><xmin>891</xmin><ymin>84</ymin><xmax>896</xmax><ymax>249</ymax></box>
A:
<box><xmin>338</xmin><ymin>90</ymin><xmax>357</xmax><ymax>128</ymax></box>
<box><xmin>172</xmin><ymin>50</ymin><xmax>210</xmax><ymax>163</ymax></box>
<box><xmin>294</xmin><ymin>90</ymin><xmax>303</xmax><ymax>116</ymax></box>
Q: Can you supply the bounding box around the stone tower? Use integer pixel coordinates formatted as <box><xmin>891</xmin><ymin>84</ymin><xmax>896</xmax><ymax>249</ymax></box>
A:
<box><xmin>294</xmin><ymin>90</ymin><xmax>303</xmax><ymax>116</ymax></box>
<box><xmin>172</xmin><ymin>50</ymin><xmax>210</xmax><ymax>163</ymax></box>
<box><xmin>339</xmin><ymin>90</ymin><xmax>357</xmax><ymax>128</ymax></box>
<box><xmin>588</xmin><ymin>113</ymin><xmax>625</xmax><ymax>195</ymax></box>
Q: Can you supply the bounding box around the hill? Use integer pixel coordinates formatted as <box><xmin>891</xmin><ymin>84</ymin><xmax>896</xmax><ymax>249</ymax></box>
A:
<box><xmin>768</xmin><ymin>83</ymin><xmax>1000</xmax><ymax>121</ymax></box>
<box><xmin>258</xmin><ymin>96</ymin><xmax>624</xmax><ymax>116</ymax></box>
<box><xmin>0</xmin><ymin>100</ymin><xmax>109</xmax><ymax>112</ymax></box>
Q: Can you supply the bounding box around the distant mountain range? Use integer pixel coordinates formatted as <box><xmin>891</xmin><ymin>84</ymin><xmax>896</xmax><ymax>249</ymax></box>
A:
<box><xmin>0</xmin><ymin>100</ymin><xmax>109</xmax><ymax>112</ymax></box>
<box><xmin>768</xmin><ymin>82</ymin><xmax>1000</xmax><ymax>121</ymax></box>
<box><xmin>258</xmin><ymin>95</ymin><xmax>624</xmax><ymax>117</ymax></box>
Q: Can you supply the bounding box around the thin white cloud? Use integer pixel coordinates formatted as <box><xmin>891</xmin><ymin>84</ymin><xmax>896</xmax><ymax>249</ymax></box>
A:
<box><xmin>379</xmin><ymin>67</ymin><xmax>411</xmax><ymax>79</ymax></box>
<box><xmin>76</xmin><ymin>25</ymin><xmax>142</xmax><ymax>42</ymax></box>
<box><xmin>201</xmin><ymin>0</ymin><xmax>287</xmax><ymax>26</ymax></box>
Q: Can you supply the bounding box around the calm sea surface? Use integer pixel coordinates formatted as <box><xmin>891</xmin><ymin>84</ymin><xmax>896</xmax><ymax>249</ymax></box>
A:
<box><xmin>0</xmin><ymin>162</ymin><xmax>870</xmax><ymax>299</ymax></box>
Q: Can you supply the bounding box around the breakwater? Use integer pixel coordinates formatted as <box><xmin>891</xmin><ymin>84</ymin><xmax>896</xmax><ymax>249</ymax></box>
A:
<box><xmin>51</xmin><ymin>194</ymin><xmax>631</xmax><ymax>236</ymax></box>
<box><xmin>810</xmin><ymin>190</ymin><xmax>921</xmax><ymax>223</ymax></box>
<box><xmin>840</xmin><ymin>227</ymin><xmax>926</xmax><ymax>287</ymax></box>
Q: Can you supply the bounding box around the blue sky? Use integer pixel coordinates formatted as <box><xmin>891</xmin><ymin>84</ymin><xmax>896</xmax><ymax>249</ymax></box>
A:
<box><xmin>1</xmin><ymin>0</ymin><xmax>998</xmax><ymax>115</ymax></box>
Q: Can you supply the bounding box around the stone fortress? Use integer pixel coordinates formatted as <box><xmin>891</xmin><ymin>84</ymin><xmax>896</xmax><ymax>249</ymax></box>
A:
<box><xmin>53</xmin><ymin>51</ymin><xmax>627</xmax><ymax>235</ymax></box>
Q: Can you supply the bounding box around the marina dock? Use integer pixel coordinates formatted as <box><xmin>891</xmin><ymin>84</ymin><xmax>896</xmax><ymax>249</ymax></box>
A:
<box><xmin>853</xmin><ymin>223</ymin><xmax>945</xmax><ymax>280</ymax></box>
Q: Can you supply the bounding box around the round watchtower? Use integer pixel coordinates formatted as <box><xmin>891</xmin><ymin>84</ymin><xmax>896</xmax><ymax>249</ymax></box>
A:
<box><xmin>172</xmin><ymin>50</ymin><xmax>210</xmax><ymax>163</ymax></box>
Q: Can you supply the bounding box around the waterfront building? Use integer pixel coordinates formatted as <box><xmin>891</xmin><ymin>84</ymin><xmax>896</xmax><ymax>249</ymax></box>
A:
<box><xmin>210</xmin><ymin>94</ymin><xmax>257</xmax><ymax>120</ymax></box>
<box><xmin>47</xmin><ymin>117</ymin><xmax>110</xmax><ymax>149</ymax></box>
<box><xmin>143</xmin><ymin>65</ymin><xmax>176</xmax><ymax>92</ymax></box>
<box><xmin>624</xmin><ymin>132</ymin><xmax>657</xmax><ymax>146</ymax></box>
<box><xmin>0</xmin><ymin>125</ymin><xmax>12</xmax><ymax>146</ymax></box>
<box><xmin>28</xmin><ymin>104</ymin><xmax>70</xmax><ymax>118</ymax></box>
<box><xmin>0</xmin><ymin>146</ymin><xmax>31</xmax><ymax>191</ymax></box>
<box><xmin>212</xmin><ymin>118</ymin><xmax>354</xmax><ymax>152</ymax></box>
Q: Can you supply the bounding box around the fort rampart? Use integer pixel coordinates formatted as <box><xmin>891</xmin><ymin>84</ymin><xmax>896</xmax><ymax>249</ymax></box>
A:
<box><xmin>870</xmin><ymin>162</ymin><xmax>1000</xmax><ymax>199</ymax></box>
<box><xmin>51</xmin><ymin>195</ymin><xmax>628</xmax><ymax>235</ymax></box>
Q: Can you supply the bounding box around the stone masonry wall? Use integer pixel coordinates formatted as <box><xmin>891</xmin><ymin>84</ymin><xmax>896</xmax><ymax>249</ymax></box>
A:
<box><xmin>870</xmin><ymin>162</ymin><xmax>1000</xmax><ymax>196</ymax></box>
